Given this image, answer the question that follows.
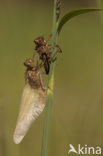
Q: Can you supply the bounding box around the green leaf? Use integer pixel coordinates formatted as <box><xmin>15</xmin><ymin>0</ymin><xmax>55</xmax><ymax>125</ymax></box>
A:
<box><xmin>57</xmin><ymin>8</ymin><xmax>103</xmax><ymax>34</ymax></box>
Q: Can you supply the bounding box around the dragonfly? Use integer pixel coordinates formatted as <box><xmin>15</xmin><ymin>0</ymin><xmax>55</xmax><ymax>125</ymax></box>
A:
<box><xmin>13</xmin><ymin>59</ymin><xmax>46</xmax><ymax>144</ymax></box>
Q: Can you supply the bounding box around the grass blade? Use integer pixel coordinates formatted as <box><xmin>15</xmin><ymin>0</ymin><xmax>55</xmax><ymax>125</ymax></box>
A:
<box><xmin>57</xmin><ymin>8</ymin><xmax>103</xmax><ymax>34</ymax></box>
<box><xmin>40</xmin><ymin>0</ymin><xmax>58</xmax><ymax>156</ymax></box>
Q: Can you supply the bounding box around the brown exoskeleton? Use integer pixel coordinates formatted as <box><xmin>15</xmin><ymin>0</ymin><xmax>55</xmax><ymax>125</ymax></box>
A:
<box><xmin>34</xmin><ymin>36</ymin><xmax>62</xmax><ymax>74</ymax></box>
<box><xmin>24</xmin><ymin>59</ymin><xmax>45</xmax><ymax>90</ymax></box>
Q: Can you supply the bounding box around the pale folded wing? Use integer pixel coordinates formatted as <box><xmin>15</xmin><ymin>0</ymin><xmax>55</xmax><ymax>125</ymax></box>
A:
<box><xmin>13</xmin><ymin>83</ymin><xmax>46</xmax><ymax>144</ymax></box>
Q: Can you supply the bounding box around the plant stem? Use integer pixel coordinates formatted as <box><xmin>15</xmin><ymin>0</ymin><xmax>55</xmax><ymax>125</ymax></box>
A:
<box><xmin>97</xmin><ymin>0</ymin><xmax>103</xmax><ymax>8</ymax></box>
<box><xmin>97</xmin><ymin>0</ymin><xmax>103</xmax><ymax>26</ymax></box>
<box><xmin>40</xmin><ymin>0</ymin><xmax>58</xmax><ymax>156</ymax></box>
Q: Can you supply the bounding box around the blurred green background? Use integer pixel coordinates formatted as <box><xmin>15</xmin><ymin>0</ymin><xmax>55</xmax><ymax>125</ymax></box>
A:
<box><xmin>0</xmin><ymin>0</ymin><xmax>103</xmax><ymax>156</ymax></box>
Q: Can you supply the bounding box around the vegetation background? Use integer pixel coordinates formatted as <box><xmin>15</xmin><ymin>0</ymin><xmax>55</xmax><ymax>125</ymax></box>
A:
<box><xmin>0</xmin><ymin>0</ymin><xmax>103</xmax><ymax>156</ymax></box>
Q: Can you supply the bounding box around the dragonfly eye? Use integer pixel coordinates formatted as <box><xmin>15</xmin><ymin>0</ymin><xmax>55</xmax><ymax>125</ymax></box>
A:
<box><xmin>24</xmin><ymin>59</ymin><xmax>34</xmax><ymax>68</ymax></box>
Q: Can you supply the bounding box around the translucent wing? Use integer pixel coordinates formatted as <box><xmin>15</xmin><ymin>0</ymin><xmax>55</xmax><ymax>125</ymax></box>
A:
<box><xmin>13</xmin><ymin>83</ymin><xmax>46</xmax><ymax>144</ymax></box>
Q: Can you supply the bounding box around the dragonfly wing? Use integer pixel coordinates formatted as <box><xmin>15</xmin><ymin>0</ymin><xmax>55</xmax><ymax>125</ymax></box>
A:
<box><xmin>13</xmin><ymin>83</ymin><xmax>46</xmax><ymax>144</ymax></box>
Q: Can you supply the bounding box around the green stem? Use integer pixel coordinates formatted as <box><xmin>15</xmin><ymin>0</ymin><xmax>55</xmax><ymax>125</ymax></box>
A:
<box><xmin>40</xmin><ymin>0</ymin><xmax>58</xmax><ymax>156</ymax></box>
<box><xmin>97</xmin><ymin>0</ymin><xmax>103</xmax><ymax>8</ymax></box>
<box><xmin>97</xmin><ymin>0</ymin><xmax>103</xmax><ymax>26</ymax></box>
